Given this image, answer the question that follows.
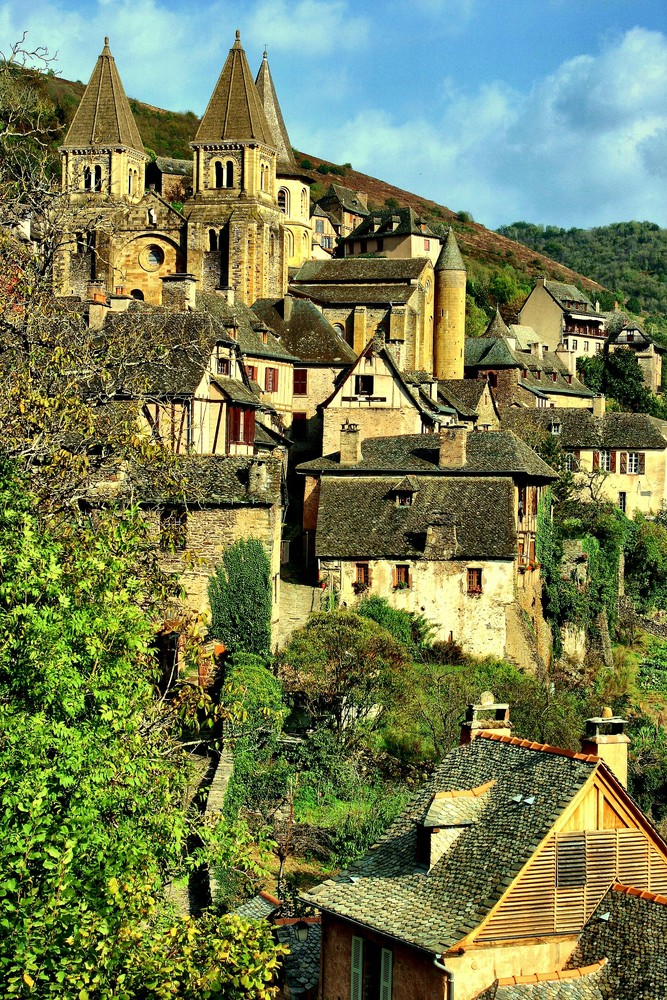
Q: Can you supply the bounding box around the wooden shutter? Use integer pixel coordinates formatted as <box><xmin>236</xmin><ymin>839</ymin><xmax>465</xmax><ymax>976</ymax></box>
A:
<box><xmin>618</xmin><ymin>829</ymin><xmax>649</xmax><ymax>888</ymax></box>
<box><xmin>392</xmin><ymin>565</ymin><xmax>398</xmax><ymax>588</ymax></box>
<box><xmin>639</xmin><ymin>452</ymin><xmax>646</xmax><ymax>474</ymax></box>
<box><xmin>243</xmin><ymin>409</ymin><xmax>255</xmax><ymax>445</ymax></box>
<box><xmin>350</xmin><ymin>936</ymin><xmax>364</xmax><ymax>1000</ymax></box>
<box><xmin>610</xmin><ymin>450</ymin><xmax>616</xmax><ymax>472</ymax></box>
<box><xmin>573</xmin><ymin>449</ymin><xmax>581</xmax><ymax>469</ymax></box>
<box><xmin>593</xmin><ymin>451</ymin><xmax>600</xmax><ymax>470</ymax></box>
<box><xmin>380</xmin><ymin>948</ymin><xmax>393</xmax><ymax>1000</ymax></box>
<box><xmin>620</xmin><ymin>452</ymin><xmax>627</xmax><ymax>474</ymax></box>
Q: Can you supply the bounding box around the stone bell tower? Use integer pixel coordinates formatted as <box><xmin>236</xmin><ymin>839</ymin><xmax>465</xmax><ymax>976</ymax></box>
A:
<box><xmin>187</xmin><ymin>31</ymin><xmax>286</xmax><ymax>304</ymax></box>
<box><xmin>434</xmin><ymin>228</ymin><xmax>467</xmax><ymax>380</ymax></box>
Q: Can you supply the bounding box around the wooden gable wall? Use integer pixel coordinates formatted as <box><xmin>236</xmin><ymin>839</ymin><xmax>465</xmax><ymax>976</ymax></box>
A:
<box><xmin>473</xmin><ymin>767</ymin><xmax>667</xmax><ymax>943</ymax></box>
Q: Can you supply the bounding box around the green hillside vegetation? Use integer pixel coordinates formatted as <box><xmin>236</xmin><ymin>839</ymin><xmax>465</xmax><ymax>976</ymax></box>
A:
<box><xmin>498</xmin><ymin>221</ymin><xmax>667</xmax><ymax>344</ymax></box>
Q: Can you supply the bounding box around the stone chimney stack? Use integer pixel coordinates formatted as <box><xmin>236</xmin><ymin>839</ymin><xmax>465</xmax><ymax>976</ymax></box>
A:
<box><xmin>340</xmin><ymin>420</ymin><xmax>362</xmax><ymax>465</ymax></box>
<box><xmin>555</xmin><ymin>342</ymin><xmax>576</xmax><ymax>376</ymax></box>
<box><xmin>460</xmin><ymin>692</ymin><xmax>512</xmax><ymax>745</ymax></box>
<box><xmin>592</xmin><ymin>394</ymin><xmax>606</xmax><ymax>417</ymax></box>
<box><xmin>160</xmin><ymin>273</ymin><xmax>197</xmax><ymax>312</ymax></box>
<box><xmin>439</xmin><ymin>424</ymin><xmax>468</xmax><ymax>468</ymax></box>
<box><xmin>86</xmin><ymin>280</ymin><xmax>108</xmax><ymax>330</ymax></box>
<box><xmin>580</xmin><ymin>708</ymin><xmax>630</xmax><ymax>787</ymax></box>
<box><xmin>530</xmin><ymin>340</ymin><xmax>544</xmax><ymax>360</ymax></box>
<box><xmin>283</xmin><ymin>294</ymin><xmax>293</xmax><ymax>322</ymax></box>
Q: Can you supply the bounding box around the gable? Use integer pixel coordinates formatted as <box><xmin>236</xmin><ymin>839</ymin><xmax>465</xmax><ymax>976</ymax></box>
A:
<box><xmin>471</xmin><ymin>766</ymin><xmax>667</xmax><ymax>944</ymax></box>
<box><xmin>325</xmin><ymin>348</ymin><xmax>419</xmax><ymax>412</ymax></box>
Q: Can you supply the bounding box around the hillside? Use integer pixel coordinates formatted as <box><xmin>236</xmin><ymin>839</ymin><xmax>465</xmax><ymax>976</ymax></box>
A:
<box><xmin>498</xmin><ymin>221</ymin><xmax>667</xmax><ymax>343</ymax></box>
<box><xmin>37</xmin><ymin>69</ymin><xmax>604</xmax><ymax>324</ymax></box>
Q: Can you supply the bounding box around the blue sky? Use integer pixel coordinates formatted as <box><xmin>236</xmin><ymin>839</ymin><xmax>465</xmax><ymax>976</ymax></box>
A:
<box><xmin>2</xmin><ymin>0</ymin><xmax>667</xmax><ymax>230</ymax></box>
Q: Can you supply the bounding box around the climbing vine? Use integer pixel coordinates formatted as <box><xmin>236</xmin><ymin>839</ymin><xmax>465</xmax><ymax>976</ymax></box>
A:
<box><xmin>208</xmin><ymin>538</ymin><xmax>272</xmax><ymax>654</ymax></box>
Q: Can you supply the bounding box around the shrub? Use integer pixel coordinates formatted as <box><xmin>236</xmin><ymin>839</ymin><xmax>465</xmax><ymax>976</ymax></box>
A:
<box><xmin>208</xmin><ymin>539</ymin><xmax>272</xmax><ymax>654</ymax></box>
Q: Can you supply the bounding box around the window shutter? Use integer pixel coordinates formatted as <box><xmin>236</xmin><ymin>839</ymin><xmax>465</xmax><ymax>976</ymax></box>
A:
<box><xmin>593</xmin><ymin>451</ymin><xmax>600</xmax><ymax>470</ymax></box>
<box><xmin>350</xmin><ymin>936</ymin><xmax>364</xmax><ymax>1000</ymax></box>
<box><xmin>639</xmin><ymin>452</ymin><xmax>646</xmax><ymax>474</ymax></box>
<box><xmin>265</xmin><ymin>369</ymin><xmax>272</xmax><ymax>392</ymax></box>
<box><xmin>620</xmin><ymin>452</ymin><xmax>627</xmax><ymax>475</ymax></box>
<box><xmin>610</xmin><ymin>450</ymin><xmax>616</xmax><ymax>473</ymax></box>
<box><xmin>574</xmin><ymin>449</ymin><xmax>580</xmax><ymax>469</ymax></box>
<box><xmin>380</xmin><ymin>948</ymin><xmax>393</xmax><ymax>1000</ymax></box>
<box><xmin>392</xmin><ymin>565</ymin><xmax>398</xmax><ymax>588</ymax></box>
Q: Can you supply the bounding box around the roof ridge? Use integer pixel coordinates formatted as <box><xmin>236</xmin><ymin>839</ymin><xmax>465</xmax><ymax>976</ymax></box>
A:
<box><xmin>433</xmin><ymin>780</ymin><xmax>495</xmax><ymax>800</ymax></box>
<box><xmin>480</xmin><ymin>731</ymin><xmax>599</xmax><ymax>763</ymax></box>
<box><xmin>613</xmin><ymin>883</ymin><xmax>667</xmax><ymax>905</ymax></box>
<box><xmin>496</xmin><ymin>958</ymin><xmax>607</xmax><ymax>986</ymax></box>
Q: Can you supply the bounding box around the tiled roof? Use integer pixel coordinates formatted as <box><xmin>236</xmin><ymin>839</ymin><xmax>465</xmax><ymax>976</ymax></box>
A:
<box><xmin>501</xmin><ymin>408</ymin><xmax>667</xmax><ymax>451</ymax></box>
<box><xmin>127</xmin><ymin>454</ymin><xmax>283</xmax><ymax>505</ymax></box>
<box><xmin>62</xmin><ymin>38</ymin><xmax>144</xmax><ymax>153</ymax></box>
<box><xmin>436</xmin><ymin>228</ymin><xmax>466</xmax><ymax>272</ymax></box>
<box><xmin>303</xmin><ymin>737</ymin><xmax>596</xmax><ymax>953</ymax></box>
<box><xmin>316</xmin><ymin>183</ymin><xmax>370</xmax><ymax>217</ymax></box>
<box><xmin>289</xmin><ymin>282</ymin><xmax>416</xmax><ymax>306</ymax></box>
<box><xmin>292</xmin><ymin>257</ymin><xmax>428</xmax><ymax>284</ymax></box>
<box><xmin>484</xmin><ymin>308</ymin><xmax>511</xmax><ymax>339</ymax></box>
<box><xmin>275</xmin><ymin>920</ymin><xmax>322</xmax><ymax>996</ymax></box>
<box><xmin>544</xmin><ymin>281</ymin><xmax>595</xmax><ymax>311</ymax></box>
<box><xmin>233</xmin><ymin>890</ymin><xmax>281</xmax><ymax>920</ymax></box>
<box><xmin>254</xmin><ymin>53</ymin><xmax>298</xmax><ymax>173</ymax></box>
<box><xmin>298</xmin><ymin>430</ymin><xmax>557</xmax><ymax>481</ymax></box>
<box><xmin>153</xmin><ymin>157</ymin><xmax>193</xmax><ymax>177</ymax></box>
<box><xmin>315</xmin><ymin>475</ymin><xmax>516</xmax><ymax>560</ymax></box>
<box><xmin>343</xmin><ymin>206</ymin><xmax>436</xmax><ymax>243</ymax></box>
<box><xmin>438</xmin><ymin>379</ymin><xmax>488</xmax><ymax>419</ymax></box>
<box><xmin>476</xmin><ymin>962</ymin><xmax>607</xmax><ymax>999</ymax></box>
<box><xmin>193</xmin><ymin>32</ymin><xmax>274</xmax><ymax>146</ymax></box>
<box><xmin>251</xmin><ymin>298</ymin><xmax>356</xmax><ymax>364</ymax></box>
<box><xmin>465</xmin><ymin>337</ymin><xmax>519</xmax><ymax>369</ymax></box>
<box><xmin>197</xmin><ymin>292</ymin><xmax>297</xmax><ymax>362</ymax></box>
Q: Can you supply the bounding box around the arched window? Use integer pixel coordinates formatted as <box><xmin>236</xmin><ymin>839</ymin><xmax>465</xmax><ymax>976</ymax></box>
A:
<box><xmin>93</xmin><ymin>165</ymin><xmax>102</xmax><ymax>192</ymax></box>
<box><xmin>285</xmin><ymin>229</ymin><xmax>294</xmax><ymax>257</ymax></box>
<box><xmin>278</xmin><ymin>188</ymin><xmax>289</xmax><ymax>215</ymax></box>
<box><xmin>208</xmin><ymin>229</ymin><xmax>218</xmax><ymax>251</ymax></box>
<box><xmin>301</xmin><ymin>188</ymin><xmax>308</xmax><ymax>215</ymax></box>
<box><xmin>214</xmin><ymin>161</ymin><xmax>224</xmax><ymax>188</ymax></box>
<box><xmin>302</xmin><ymin>232</ymin><xmax>309</xmax><ymax>254</ymax></box>
<box><xmin>333</xmin><ymin>323</ymin><xmax>345</xmax><ymax>340</ymax></box>
<box><xmin>224</xmin><ymin>160</ymin><xmax>234</xmax><ymax>187</ymax></box>
<box><xmin>83</xmin><ymin>166</ymin><xmax>92</xmax><ymax>191</ymax></box>
<box><xmin>260</xmin><ymin>165</ymin><xmax>266</xmax><ymax>191</ymax></box>
<box><xmin>128</xmin><ymin>171</ymin><xmax>133</xmax><ymax>195</ymax></box>
<box><xmin>130</xmin><ymin>289</ymin><xmax>145</xmax><ymax>300</ymax></box>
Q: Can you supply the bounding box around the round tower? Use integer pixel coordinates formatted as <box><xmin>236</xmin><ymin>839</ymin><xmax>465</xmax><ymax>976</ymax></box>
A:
<box><xmin>434</xmin><ymin>228</ymin><xmax>467</xmax><ymax>380</ymax></box>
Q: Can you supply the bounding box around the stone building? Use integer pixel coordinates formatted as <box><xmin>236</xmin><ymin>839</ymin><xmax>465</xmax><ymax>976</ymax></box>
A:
<box><xmin>304</xmin><ymin>704</ymin><xmax>667</xmax><ymax>999</ymax></box>
<box><xmin>339</xmin><ymin>206</ymin><xmax>441</xmax><ymax>265</ymax></box>
<box><xmin>605</xmin><ymin>313</ymin><xmax>664</xmax><ymax>394</ymax></box>
<box><xmin>298</xmin><ymin>424</ymin><xmax>555</xmax><ymax>665</ymax></box>
<box><xmin>519</xmin><ymin>278</ymin><xmax>606</xmax><ymax>364</ymax></box>
<box><xmin>313</xmin><ymin>183</ymin><xmax>369</xmax><ymax>238</ymax></box>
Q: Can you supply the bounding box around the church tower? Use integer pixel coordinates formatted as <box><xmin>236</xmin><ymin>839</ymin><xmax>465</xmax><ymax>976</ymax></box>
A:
<box><xmin>60</xmin><ymin>37</ymin><xmax>147</xmax><ymax>205</ymax></box>
<box><xmin>188</xmin><ymin>31</ymin><xmax>286</xmax><ymax>304</ymax></box>
<box><xmin>433</xmin><ymin>228</ymin><xmax>467</xmax><ymax>380</ymax></box>
<box><xmin>255</xmin><ymin>51</ymin><xmax>313</xmax><ymax>269</ymax></box>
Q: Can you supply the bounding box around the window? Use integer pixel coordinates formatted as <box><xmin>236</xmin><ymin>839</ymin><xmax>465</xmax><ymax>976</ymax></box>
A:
<box><xmin>355</xmin><ymin>374</ymin><xmax>374</xmax><ymax>396</ymax></box>
<box><xmin>315</xmin><ymin>219</ymin><xmax>324</xmax><ymax>233</ymax></box>
<box><xmin>93</xmin><ymin>165</ymin><xmax>102</xmax><ymax>191</ymax></box>
<box><xmin>333</xmin><ymin>323</ymin><xmax>345</xmax><ymax>339</ymax></box>
<box><xmin>216</xmin><ymin>358</ymin><xmax>230</xmax><ymax>376</ymax></box>
<box><xmin>619</xmin><ymin>491</ymin><xmax>627</xmax><ymax>513</ymax></box>
<box><xmin>488</xmin><ymin>372</ymin><xmax>498</xmax><ymax>388</ymax></box>
<box><xmin>550</xmin><ymin>423</ymin><xmax>561</xmax><ymax>436</ymax></box>
<box><xmin>291</xmin><ymin>412</ymin><xmax>307</xmax><ymax>440</ymax></box>
<box><xmin>521</xmin><ymin>369</ymin><xmax>528</xmax><ymax>379</ymax></box>
<box><xmin>160</xmin><ymin>507</ymin><xmax>187</xmax><ymax>551</ymax></box>
<box><xmin>600</xmin><ymin>450</ymin><xmax>611</xmax><ymax>472</ymax></box>
<box><xmin>627</xmin><ymin>451</ymin><xmax>643</xmax><ymax>475</ymax></box>
<box><xmin>467</xmin><ymin>568</ymin><xmax>483</xmax><ymax>595</ymax></box>
<box><xmin>355</xmin><ymin>564</ymin><xmax>370</xmax><ymax>591</ymax></box>
<box><xmin>128</xmin><ymin>170</ymin><xmax>133</xmax><ymax>195</ymax></box>
<box><xmin>584</xmin><ymin>341</ymin><xmax>589</xmax><ymax>352</ymax></box>
<box><xmin>246</xmin><ymin>364</ymin><xmax>258</xmax><ymax>382</ymax></box>
<box><xmin>564</xmin><ymin>451</ymin><xmax>580</xmax><ymax>471</ymax></box>
<box><xmin>227</xmin><ymin>406</ymin><xmax>255</xmax><ymax>445</ymax></box>
<box><xmin>424</xmin><ymin>239</ymin><xmax>430</xmax><ymax>250</ymax></box>
<box><xmin>563</xmin><ymin>339</ymin><xmax>569</xmax><ymax>350</ymax></box>
<box><xmin>556</xmin><ymin>834</ymin><xmax>586</xmax><ymax>888</ymax></box>
<box><xmin>278</xmin><ymin>188</ymin><xmax>289</xmax><ymax>214</ymax></box>
<box><xmin>209</xmin><ymin>229</ymin><xmax>218</xmax><ymax>251</ymax></box>
<box><xmin>360</xmin><ymin>240</ymin><xmax>367</xmax><ymax>253</ymax></box>
<box><xmin>83</xmin><ymin>166</ymin><xmax>92</xmax><ymax>191</ymax></box>
<box><xmin>395</xmin><ymin>491</ymin><xmax>413</xmax><ymax>507</ymax></box>
<box><xmin>146</xmin><ymin>245</ymin><xmax>164</xmax><ymax>268</ymax></box>
<box><xmin>293</xmin><ymin>369</ymin><xmax>308</xmax><ymax>395</ymax></box>
<box><xmin>301</xmin><ymin>187</ymin><xmax>308</xmax><ymax>215</ymax></box>
<box><xmin>567</xmin><ymin>374</ymin><xmax>573</xmax><ymax>384</ymax></box>
<box><xmin>394</xmin><ymin>565</ymin><xmax>410</xmax><ymax>589</ymax></box>
<box><xmin>551</xmin><ymin>372</ymin><xmax>558</xmax><ymax>382</ymax></box>
<box><xmin>596</xmin><ymin>342</ymin><xmax>603</xmax><ymax>353</ymax></box>
<box><xmin>322</xmin><ymin>236</ymin><xmax>333</xmax><ymax>249</ymax></box>
<box><xmin>572</xmin><ymin>339</ymin><xmax>578</xmax><ymax>350</ymax></box>
<box><xmin>376</xmin><ymin>238</ymin><xmax>384</xmax><ymax>252</ymax></box>
<box><xmin>265</xmin><ymin>368</ymin><xmax>279</xmax><ymax>392</ymax></box>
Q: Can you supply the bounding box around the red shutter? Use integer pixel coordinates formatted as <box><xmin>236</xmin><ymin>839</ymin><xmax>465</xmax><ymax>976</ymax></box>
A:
<box><xmin>639</xmin><ymin>453</ymin><xmax>646</xmax><ymax>474</ymax></box>
<box><xmin>293</xmin><ymin>369</ymin><xmax>308</xmax><ymax>395</ymax></box>
<box><xmin>610</xmin><ymin>450</ymin><xmax>616</xmax><ymax>473</ymax></box>
<box><xmin>620</xmin><ymin>452</ymin><xmax>627</xmax><ymax>474</ymax></box>
<box><xmin>265</xmin><ymin>369</ymin><xmax>272</xmax><ymax>391</ymax></box>
<box><xmin>243</xmin><ymin>409</ymin><xmax>255</xmax><ymax>444</ymax></box>
<box><xmin>593</xmin><ymin>451</ymin><xmax>600</xmax><ymax>470</ymax></box>
<box><xmin>228</xmin><ymin>406</ymin><xmax>241</xmax><ymax>443</ymax></box>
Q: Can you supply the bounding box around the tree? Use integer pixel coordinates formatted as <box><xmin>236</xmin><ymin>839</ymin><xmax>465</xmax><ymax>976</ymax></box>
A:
<box><xmin>208</xmin><ymin>539</ymin><xmax>272</xmax><ymax>654</ymax></box>
<box><xmin>277</xmin><ymin>610</ymin><xmax>410</xmax><ymax>748</ymax></box>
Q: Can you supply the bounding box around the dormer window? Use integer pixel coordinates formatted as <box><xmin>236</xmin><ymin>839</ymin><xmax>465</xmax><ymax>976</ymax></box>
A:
<box><xmin>396</xmin><ymin>491</ymin><xmax>413</xmax><ymax>507</ymax></box>
<box><xmin>216</xmin><ymin>358</ymin><xmax>230</xmax><ymax>376</ymax></box>
<box><xmin>550</xmin><ymin>423</ymin><xmax>562</xmax><ymax>436</ymax></box>
<box><xmin>552</xmin><ymin>372</ymin><xmax>558</xmax><ymax>382</ymax></box>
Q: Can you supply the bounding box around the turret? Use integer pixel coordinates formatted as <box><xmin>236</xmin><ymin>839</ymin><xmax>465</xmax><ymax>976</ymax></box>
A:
<box><xmin>434</xmin><ymin>228</ymin><xmax>466</xmax><ymax>380</ymax></box>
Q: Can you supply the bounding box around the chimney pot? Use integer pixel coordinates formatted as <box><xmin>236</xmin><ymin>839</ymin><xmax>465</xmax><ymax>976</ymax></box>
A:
<box><xmin>460</xmin><ymin>693</ymin><xmax>512</xmax><ymax>745</ymax></box>
<box><xmin>340</xmin><ymin>419</ymin><xmax>362</xmax><ymax>465</ymax></box>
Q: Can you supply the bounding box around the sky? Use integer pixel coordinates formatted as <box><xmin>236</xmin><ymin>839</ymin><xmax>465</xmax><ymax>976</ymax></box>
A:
<box><xmin>2</xmin><ymin>0</ymin><xmax>667</xmax><ymax>231</ymax></box>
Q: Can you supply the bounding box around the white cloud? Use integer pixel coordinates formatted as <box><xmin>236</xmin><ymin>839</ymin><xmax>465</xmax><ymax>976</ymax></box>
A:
<box><xmin>245</xmin><ymin>0</ymin><xmax>369</xmax><ymax>56</ymax></box>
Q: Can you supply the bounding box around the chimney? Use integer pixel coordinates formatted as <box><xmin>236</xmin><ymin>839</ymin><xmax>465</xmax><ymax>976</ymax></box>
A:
<box><xmin>160</xmin><ymin>273</ymin><xmax>197</xmax><ymax>312</ymax></box>
<box><xmin>283</xmin><ymin>294</ymin><xmax>293</xmax><ymax>322</ymax></box>
<box><xmin>460</xmin><ymin>691</ymin><xmax>512</xmax><ymax>745</ymax></box>
<box><xmin>530</xmin><ymin>340</ymin><xmax>544</xmax><ymax>360</ymax></box>
<box><xmin>248</xmin><ymin>459</ymin><xmax>268</xmax><ymax>495</ymax></box>
<box><xmin>86</xmin><ymin>281</ymin><xmax>109</xmax><ymax>330</ymax></box>
<box><xmin>340</xmin><ymin>420</ymin><xmax>362</xmax><ymax>464</ymax></box>
<box><xmin>592</xmin><ymin>394</ymin><xmax>606</xmax><ymax>417</ymax></box>
<box><xmin>580</xmin><ymin>708</ymin><xmax>629</xmax><ymax>787</ymax></box>
<box><xmin>555</xmin><ymin>342</ymin><xmax>576</xmax><ymax>376</ymax></box>
<box><xmin>439</xmin><ymin>424</ymin><xmax>468</xmax><ymax>468</ymax></box>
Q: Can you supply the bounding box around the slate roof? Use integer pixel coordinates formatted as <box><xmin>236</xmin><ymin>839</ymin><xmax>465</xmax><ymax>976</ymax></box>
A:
<box><xmin>292</xmin><ymin>257</ymin><xmax>428</xmax><ymax>285</ymax></box>
<box><xmin>315</xmin><ymin>476</ymin><xmax>516</xmax><ymax>560</ymax></box>
<box><xmin>62</xmin><ymin>38</ymin><xmax>145</xmax><ymax>153</ymax></box>
<box><xmin>128</xmin><ymin>454</ymin><xmax>283</xmax><ymax>505</ymax></box>
<box><xmin>303</xmin><ymin>736</ymin><xmax>597</xmax><ymax>953</ymax></box>
<box><xmin>465</xmin><ymin>337</ymin><xmax>518</xmax><ymax>370</ymax></box>
<box><xmin>438</xmin><ymin>379</ymin><xmax>488</xmax><ymax>419</ymax></box>
<box><xmin>275</xmin><ymin>922</ymin><xmax>322</xmax><ymax>996</ymax></box>
<box><xmin>251</xmin><ymin>298</ymin><xmax>357</xmax><ymax>364</ymax></box>
<box><xmin>343</xmin><ymin>206</ymin><xmax>437</xmax><ymax>243</ymax></box>
<box><xmin>255</xmin><ymin>53</ymin><xmax>302</xmax><ymax>175</ymax></box>
<box><xmin>153</xmin><ymin>157</ymin><xmax>193</xmax><ymax>177</ymax></box>
<box><xmin>197</xmin><ymin>292</ymin><xmax>297</xmax><ymax>362</ymax></box>
<box><xmin>298</xmin><ymin>430</ymin><xmax>556</xmax><ymax>481</ymax></box>
<box><xmin>212</xmin><ymin>376</ymin><xmax>260</xmax><ymax>407</ymax></box>
<box><xmin>544</xmin><ymin>281</ymin><xmax>595</xmax><ymax>312</ymax></box>
<box><xmin>501</xmin><ymin>408</ymin><xmax>667</xmax><ymax>451</ymax></box>
<box><xmin>484</xmin><ymin>308</ymin><xmax>511</xmax><ymax>339</ymax></box>
<box><xmin>436</xmin><ymin>228</ymin><xmax>466</xmax><ymax>271</ymax></box>
<box><xmin>193</xmin><ymin>32</ymin><xmax>274</xmax><ymax>146</ymax></box>
<box><xmin>465</xmin><ymin>337</ymin><xmax>594</xmax><ymax>398</ymax></box>
<box><xmin>316</xmin><ymin>184</ymin><xmax>370</xmax><ymax>218</ymax></box>
<box><xmin>233</xmin><ymin>891</ymin><xmax>281</xmax><ymax>921</ymax></box>
<box><xmin>290</xmin><ymin>283</ymin><xmax>416</xmax><ymax>306</ymax></box>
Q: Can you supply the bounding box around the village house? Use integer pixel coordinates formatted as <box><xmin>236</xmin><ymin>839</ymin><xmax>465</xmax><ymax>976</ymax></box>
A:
<box><xmin>313</xmin><ymin>183</ymin><xmax>370</xmax><ymax>239</ymax></box>
<box><xmin>310</xmin><ymin>205</ymin><xmax>338</xmax><ymax>257</ymax></box>
<box><xmin>502</xmin><ymin>406</ymin><xmax>667</xmax><ymax>517</ymax></box>
<box><xmin>605</xmin><ymin>312</ymin><xmax>664</xmax><ymax>394</ymax></box>
<box><xmin>339</xmin><ymin>206</ymin><xmax>441</xmax><ymax>266</ymax></box>
<box><xmin>145</xmin><ymin>156</ymin><xmax>193</xmax><ymax>202</ymax></box>
<box><xmin>298</xmin><ymin>423</ymin><xmax>555</xmax><ymax>666</ymax></box>
<box><xmin>518</xmin><ymin>278</ymin><xmax>606</xmax><ymax>364</ymax></box>
<box><xmin>304</xmin><ymin>697</ymin><xmax>667</xmax><ymax>1000</ymax></box>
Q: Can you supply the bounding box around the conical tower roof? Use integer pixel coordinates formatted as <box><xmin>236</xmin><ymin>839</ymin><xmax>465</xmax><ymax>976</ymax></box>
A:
<box><xmin>255</xmin><ymin>51</ymin><xmax>297</xmax><ymax>172</ymax></box>
<box><xmin>62</xmin><ymin>37</ymin><xmax>144</xmax><ymax>152</ymax></box>
<box><xmin>194</xmin><ymin>31</ymin><xmax>274</xmax><ymax>146</ymax></box>
<box><xmin>484</xmin><ymin>307</ymin><xmax>511</xmax><ymax>339</ymax></box>
<box><xmin>436</xmin><ymin>228</ymin><xmax>466</xmax><ymax>272</ymax></box>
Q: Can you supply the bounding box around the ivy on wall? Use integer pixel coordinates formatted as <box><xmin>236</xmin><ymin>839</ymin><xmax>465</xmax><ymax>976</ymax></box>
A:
<box><xmin>208</xmin><ymin>538</ymin><xmax>272</xmax><ymax>655</ymax></box>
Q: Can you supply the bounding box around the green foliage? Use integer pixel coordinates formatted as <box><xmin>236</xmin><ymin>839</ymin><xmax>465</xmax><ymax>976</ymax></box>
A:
<box><xmin>624</xmin><ymin>512</ymin><xmax>667</xmax><ymax>612</ymax></box>
<box><xmin>578</xmin><ymin>348</ymin><xmax>658</xmax><ymax>414</ymax></box>
<box><xmin>208</xmin><ymin>539</ymin><xmax>272</xmax><ymax>655</ymax></box>
<box><xmin>221</xmin><ymin>652</ymin><xmax>286</xmax><ymax>742</ymax></box>
<box><xmin>465</xmin><ymin>294</ymin><xmax>491</xmax><ymax>337</ymax></box>
<box><xmin>356</xmin><ymin>595</ymin><xmax>433</xmax><ymax>658</ymax></box>
<box><xmin>384</xmin><ymin>197</ymin><xmax>399</xmax><ymax>209</ymax></box>
<box><xmin>299</xmin><ymin>158</ymin><xmax>313</xmax><ymax>170</ymax></box>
